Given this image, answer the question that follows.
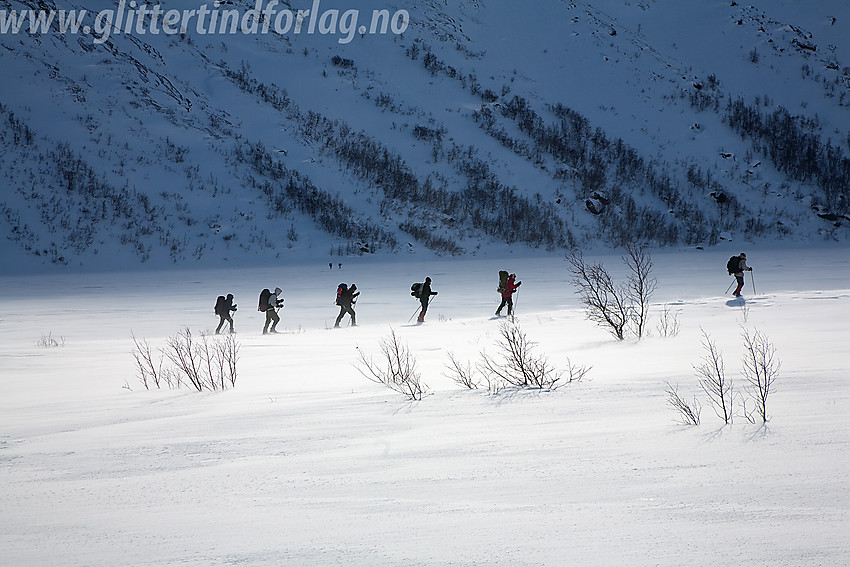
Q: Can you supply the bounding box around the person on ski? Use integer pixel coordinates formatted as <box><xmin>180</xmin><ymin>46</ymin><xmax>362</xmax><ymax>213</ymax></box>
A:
<box><xmin>731</xmin><ymin>253</ymin><xmax>752</xmax><ymax>297</ymax></box>
<box><xmin>417</xmin><ymin>277</ymin><xmax>438</xmax><ymax>323</ymax></box>
<box><xmin>495</xmin><ymin>273</ymin><xmax>521</xmax><ymax>316</ymax></box>
<box><xmin>214</xmin><ymin>293</ymin><xmax>237</xmax><ymax>334</ymax></box>
<box><xmin>334</xmin><ymin>283</ymin><xmax>359</xmax><ymax>327</ymax></box>
<box><xmin>259</xmin><ymin>286</ymin><xmax>283</xmax><ymax>334</ymax></box>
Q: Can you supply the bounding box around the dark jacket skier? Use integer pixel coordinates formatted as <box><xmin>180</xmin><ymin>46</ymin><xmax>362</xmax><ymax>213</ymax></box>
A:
<box><xmin>259</xmin><ymin>287</ymin><xmax>283</xmax><ymax>334</ymax></box>
<box><xmin>417</xmin><ymin>277</ymin><xmax>438</xmax><ymax>323</ymax></box>
<box><xmin>334</xmin><ymin>283</ymin><xmax>360</xmax><ymax>327</ymax></box>
<box><xmin>495</xmin><ymin>274</ymin><xmax>521</xmax><ymax>316</ymax></box>
<box><xmin>731</xmin><ymin>253</ymin><xmax>752</xmax><ymax>297</ymax></box>
<box><xmin>214</xmin><ymin>293</ymin><xmax>237</xmax><ymax>334</ymax></box>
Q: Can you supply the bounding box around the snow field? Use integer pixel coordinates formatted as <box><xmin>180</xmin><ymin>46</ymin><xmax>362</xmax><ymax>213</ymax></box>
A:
<box><xmin>1</xmin><ymin>246</ymin><xmax>849</xmax><ymax>566</ymax></box>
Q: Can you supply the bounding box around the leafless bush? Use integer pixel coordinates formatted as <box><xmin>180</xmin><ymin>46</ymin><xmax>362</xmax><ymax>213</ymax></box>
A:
<box><xmin>163</xmin><ymin>329</ymin><xmax>206</xmax><ymax>391</ymax></box>
<box><xmin>444</xmin><ymin>351</ymin><xmax>480</xmax><ymax>389</ymax></box>
<box><xmin>445</xmin><ymin>323</ymin><xmax>588</xmax><ymax>394</ymax></box>
<box><xmin>567</xmin><ymin>246</ymin><xmax>656</xmax><ymax>340</ymax></box>
<box><xmin>36</xmin><ymin>332</ymin><xmax>65</xmax><ymax>347</ymax></box>
<box><xmin>564</xmin><ymin>358</ymin><xmax>593</xmax><ymax>383</ymax></box>
<box><xmin>694</xmin><ymin>329</ymin><xmax>734</xmax><ymax>424</ymax></box>
<box><xmin>131</xmin><ymin>329</ymin><xmax>239</xmax><ymax>391</ymax></box>
<box><xmin>741</xmin><ymin>328</ymin><xmax>780</xmax><ymax>423</ymax></box>
<box><xmin>624</xmin><ymin>244</ymin><xmax>657</xmax><ymax>338</ymax></box>
<box><xmin>567</xmin><ymin>251</ymin><xmax>631</xmax><ymax>340</ymax></box>
<box><xmin>483</xmin><ymin>373</ymin><xmax>507</xmax><ymax>396</ymax></box>
<box><xmin>131</xmin><ymin>333</ymin><xmax>164</xmax><ymax>389</ymax></box>
<box><xmin>357</xmin><ymin>329</ymin><xmax>427</xmax><ymax>400</ymax></box>
<box><xmin>665</xmin><ymin>382</ymin><xmax>701</xmax><ymax>425</ymax></box>
<box><xmin>478</xmin><ymin>322</ymin><xmax>587</xmax><ymax>390</ymax></box>
<box><xmin>216</xmin><ymin>333</ymin><xmax>239</xmax><ymax>388</ymax></box>
<box><xmin>657</xmin><ymin>304</ymin><xmax>681</xmax><ymax>337</ymax></box>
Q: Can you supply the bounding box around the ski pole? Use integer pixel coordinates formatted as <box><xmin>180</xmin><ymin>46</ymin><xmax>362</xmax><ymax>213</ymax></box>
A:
<box><xmin>408</xmin><ymin>304</ymin><xmax>421</xmax><ymax>323</ymax></box>
<box><xmin>750</xmin><ymin>270</ymin><xmax>757</xmax><ymax>295</ymax></box>
<box><xmin>725</xmin><ymin>279</ymin><xmax>735</xmax><ymax>294</ymax></box>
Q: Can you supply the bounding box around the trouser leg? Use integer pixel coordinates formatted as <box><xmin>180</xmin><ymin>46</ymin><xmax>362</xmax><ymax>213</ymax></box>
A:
<box><xmin>264</xmin><ymin>310</ymin><xmax>279</xmax><ymax>333</ymax></box>
<box><xmin>734</xmin><ymin>276</ymin><xmax>744</xmax><ymax>296</ymax></box>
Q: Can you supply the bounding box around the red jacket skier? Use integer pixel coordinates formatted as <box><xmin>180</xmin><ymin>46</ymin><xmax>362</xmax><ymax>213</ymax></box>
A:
<box><xmin>495</xmin><ymin>273</ymin><xmax>521</xmax><ymax>316</ymax></box>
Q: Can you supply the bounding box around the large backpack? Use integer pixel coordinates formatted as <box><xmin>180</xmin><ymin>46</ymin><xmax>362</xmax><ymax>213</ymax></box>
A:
<box><xmin>726</xmin><ymin>256</ymin><xmax>739</xmax><ymax>275</ymax></box>
<box><xmin>497</xmin><ymin>270</ymin><xmax>509</xmax><ymax>293</ymax></box>
<box><xmin>336</xmin><ymin>283</ymin><xmax>348</xmax><ymax>305</ymax></box>
<box><xmin>214</xmin><ymin>295</ymin><xmax>226</xmax><ymax>316</ymax></box>
<box><xmin>258</xmin><ymin>288</ymin><xmax>272</xmax><ymax>312</ymax></box>
<box><xmin>411</xmin><ymin>282</ymin><xmax>423</xmax><ymax>298</ymax></box>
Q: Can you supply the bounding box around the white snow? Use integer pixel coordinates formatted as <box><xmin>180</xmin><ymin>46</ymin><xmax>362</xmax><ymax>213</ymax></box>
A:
<box><xmin>2</xmin><ymin>245</ymin><xmax>849</xmax><ymax>566</ymax></box>
<box><xmin>3</xmin><ymin>0</ymin><xmax>850</xmax><ymax>563</ymax></box>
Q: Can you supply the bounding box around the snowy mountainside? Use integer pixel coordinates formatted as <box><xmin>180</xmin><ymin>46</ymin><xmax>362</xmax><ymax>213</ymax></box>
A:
<box><xmin>1</xmin><ymin>0</ymin><xmax>848</xmax><ymax>271</ymax></box>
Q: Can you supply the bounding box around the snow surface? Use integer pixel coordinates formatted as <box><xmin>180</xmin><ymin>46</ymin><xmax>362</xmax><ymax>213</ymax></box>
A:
<box><xmin>2</xmin><ymin>245</ymin><xmax>849</xmax><ymax>566</ymax></box>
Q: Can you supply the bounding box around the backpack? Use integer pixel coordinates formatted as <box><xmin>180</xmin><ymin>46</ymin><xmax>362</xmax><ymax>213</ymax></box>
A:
<box><xmin>411</xmin><ymin>282</ymin><xmax>423</xmax><ymax>298</ymax></box>
<box><xmin>497</xmin><ymin>270</ymin><xmax>509</xmax><ymax>293</ymax></box>
<box><xmin>726</xmin><ymin>256</ymin><xmax>739</xmax><ymax>275</ymax></box>
<box><xmin>258</xmin><ymin>288</ymin><xmax>272</xmax><ymax>312</ymax></box>
<box><xmin>336</xmin><ymin>283</ymin><xmax>348</xmax><ymax>305</ymax></box>
<box><xmin>214</xmin><ymin>295</ymin><xmax>226</xmax><ymax>316</ymax></box>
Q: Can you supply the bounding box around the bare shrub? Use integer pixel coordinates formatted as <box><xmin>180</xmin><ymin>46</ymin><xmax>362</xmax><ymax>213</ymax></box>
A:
<box><xmin>741</xmin><ymin>328</ymin><xmax>780</xmax><ymax>423</ymax></box>
<box><xmin>657</xmin><ymin>304</ymin><xmax>681</xmax><ymax>337</ymax></box>
<box><xmin>624</xmin><ymin>244</ymin><xmax>657</xmax><ymax>338</ymax></box>
<box><xmin>445</xmin><ymin>323</ymin><xmax>588</xmax><ymax>394</ymax></box>
<box><xmin>131</xmin><ymin>333</ymin><xmax>163</xmax><ymax>389</ymax></box>
<box><xmin>131</xmin><ymin>329</ymin><xmax>238</xmax><ymax>391</ymax></box>
<box><xmin>357</xmin><ymin>329</ymin><xmax>427</xmax><ymax>400</ymax></box>
<box><xmin>483</xmin><ymin>373</ymin><xmax>507</xmax><ymax>396</ymax></box>
<box><xmin>567</xmin><ymin>251</ymin><xmax>631</xmax><ymax>340</ymax></box>
<box><xmin>564</xmin><ymin>358</ymin><xmax>593</xmax><ymax>383</ymax></box>
<box><xmin>478</xmin><ymin>322</ymin><xmax>586</xmax><ymax>390</ymax></box>
<box><xmin>36</xmin><ymin>332</ymin><xmax>65</xmax><ymax>347</ymax></box>
<box><xmin>567</xmin><ymin>246</ymin><xmax>656</xmax><ymax>340</ymax></box>
<box><xmin>216</xmin><ymin>333</ymin><xmax>239</xmax><ymax>388</ymax></box>
<box><xmin>694</xmin><ymin>329</ymin><xmax>734</xmax><ymax>424</ymax></box>
<box><xmin>444</xmin><ymin>351</ymin><xmax>480</xmax><ymax>389</ymax></box>
<box><xmin>163</xmin><ymin>328</ymin><xmax>206</xmax><ymax>391</ymax></box>
<box><xmin>665</xmin><ymin>382</ymin><xmax>701</xmax><ymax>425</ymax></box>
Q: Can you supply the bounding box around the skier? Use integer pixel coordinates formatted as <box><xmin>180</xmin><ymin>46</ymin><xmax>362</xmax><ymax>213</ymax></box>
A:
<box><xmin>729</xmin><ymin>253</ymin><xmax>752</xmax><ymax>297</ymax></box>
<box><xmin>259</xmin><ymin>287</ymin><xmax>284</xmax><ymax>334</ymax></box>
<box><xmin>334</xmin><ymin>283</ymin><xmax>360</xmax><ymax>327</ymax></box>
<box><xmin>495</xmin><ymin>273</ymin><xmax>522</xmax><ymax>316</ymax></box>
<box><xmin>417</xmin><ymin>277</ymin><xmax>438</xmax><ymax>323</ymax></box>
<box><xmin>214</xmin><ymin>293</ymin><xmax>237</xmax><ymax>334</ymax></box>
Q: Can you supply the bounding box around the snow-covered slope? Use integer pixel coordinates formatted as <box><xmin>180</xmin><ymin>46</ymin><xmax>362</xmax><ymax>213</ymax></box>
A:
<box><xmin>1</xmin><ymin>0</ymin><xmax>849</xmax><ymax>271</ymax></box>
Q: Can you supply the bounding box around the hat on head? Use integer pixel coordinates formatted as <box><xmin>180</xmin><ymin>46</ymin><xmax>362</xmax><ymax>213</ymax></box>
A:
<box><xmin>274</xmin><ymin>287</ymin><xmax>282</xmax><ymax>295</ymax></box>
<box><xmin>425</xmin><ymin>277</ymin><xmax>431</xmax><ymax>283</ymax></box>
